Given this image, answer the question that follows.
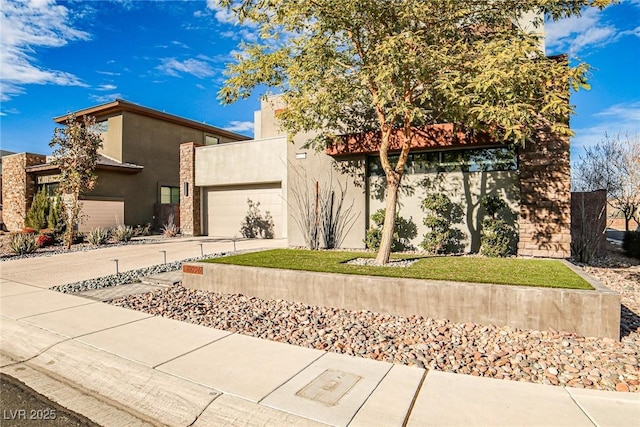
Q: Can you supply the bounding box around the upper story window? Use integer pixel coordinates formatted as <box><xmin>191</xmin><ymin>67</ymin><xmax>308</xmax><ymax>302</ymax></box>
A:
<box><xmin>368</xmin><ymin>147</ymin><xmax>517</xmax><ymax>176</ymax></box>
<box><xmin>91</xmin><ymin>120</ymin><xmax>108</xmax><ymax>133</ymax></box>
<box><xmin>160</xmin><ymin>186</ymin><xmax>180</xmax><ymax>204</ymax></box>
<box><xmin>205</xmin><ymin>135</ymin><xmax>220</xmax><ymax>145</ymax></box>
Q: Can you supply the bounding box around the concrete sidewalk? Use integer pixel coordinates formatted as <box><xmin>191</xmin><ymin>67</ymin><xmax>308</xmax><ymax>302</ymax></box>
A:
<box><xmin>1</xmin><ymin>241</ymin><xmax>639</xmax><ymax>426</ymax></box>
<box><xmin>1</xmin><ymin>279</ymin><xmax>638</xmax><ymax>426</ymax></box>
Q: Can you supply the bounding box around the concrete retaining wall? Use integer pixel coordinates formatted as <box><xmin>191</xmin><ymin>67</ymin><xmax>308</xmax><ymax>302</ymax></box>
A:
<box><xmin>182</xmin><ymin>261</ymin><xmax>620</xmax><ymax>340</ymax></box>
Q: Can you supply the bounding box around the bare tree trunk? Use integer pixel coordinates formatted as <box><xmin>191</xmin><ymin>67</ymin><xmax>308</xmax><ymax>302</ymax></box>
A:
<box><xmin>376</xmin><ymin>178</ymin><xmax>399</xmax><ymax>264</ymax></box>
<box><xmin>65</xmin><ymin>193</ymin><xmax>78</xmax><ymax>250</ymax></box>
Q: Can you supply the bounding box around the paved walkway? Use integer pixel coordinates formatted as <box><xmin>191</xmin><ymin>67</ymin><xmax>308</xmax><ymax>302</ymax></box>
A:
<box><xmin>1</xmin><ymin>241</ymin><xmax>639</xmax><ymax>426</ymax></box>
<box><xmin>0</xmin><ymin>236</ymin><xmax>286</xmax><ymax>288</ymax></box>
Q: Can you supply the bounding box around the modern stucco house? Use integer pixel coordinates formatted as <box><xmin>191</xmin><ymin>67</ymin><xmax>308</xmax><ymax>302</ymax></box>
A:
<box><xmin>2</xmin><ymin>100</ymin><xmax>248</xmax><ymax>232</ymax></box>
<box><xmin>181</xmin><ymin>97</ymin><xmax>571</xmax><ymax>258</ymax></box>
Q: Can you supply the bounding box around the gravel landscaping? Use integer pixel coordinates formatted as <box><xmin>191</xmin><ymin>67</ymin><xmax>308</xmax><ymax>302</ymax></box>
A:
<box><xmin>108</xmin><ymin>249</ymin><xmax>640</xmax><ymax>393</ymax></box>
<box><xmin>52</xmin><ymin>252</ymin><xmax>228</xmax><ymax>294</ymax></box>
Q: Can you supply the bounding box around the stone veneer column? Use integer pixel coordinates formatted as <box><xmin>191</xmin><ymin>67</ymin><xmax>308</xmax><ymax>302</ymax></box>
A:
<box><xmin>1</xmin><ymin>153</ymin><xmax>47</xmax><ymax>232</ymax></box>
<box><xmin>518</xmin><ymin>127</ymin><xmax>571</xmax><ymax>258</ymax></box>
<box><xmin>180</xmin><ymin>142</ymin><xmax>203</xmax><ymax>236</ymax></box>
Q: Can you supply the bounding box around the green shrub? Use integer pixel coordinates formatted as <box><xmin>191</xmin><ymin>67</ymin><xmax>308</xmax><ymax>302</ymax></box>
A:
<box><xmin>25</xmin><ymin>190</ymin><xmax>50</xmax><ymax>231</ymax></box>
<box><xmin>480</xmin><ymin>219</ymin><xmax>518</xmax><ymax>257</ymax></box>
<box><xmin>479</xmin><ymin>196</ymin><xmax>517</xmax><ymax>257</ymax></box>
<box><xmin>9</xmin><ymin>233</ymin><xmax>37</xmax><ymax>255</ymax></box>
<box><xmin>623</xmin><ymin>231</ymin><xmax>640</xmax><ymax>259</ymax></box>
<box><xmin>481</xmin><ymin>195</ymin><xmax>506</xmax><ymax>217</ymax></box>
<box><xmin>364</xmin><ymin>209</ymin><xmax>417</xmax><ymax>251</ymax></box>
<box><xmin>47</xmin><ymin>195</ymin><xmax>65</xmax><ymax>233</ymax></box>
<box><xmin>420</xmin><ymin>194</ymin><xmax>465</xmax><ymax>254</ymax></box>
<box><xmin>240</xmin><ymin>199</ymin><xmax>274</xmax><ymax>239</ymax></box>
<box><xmin>113</xmin><ymin>224</ymin><xmax>134</xmax><ymax>242</ymax></box>
<box><xmin>87</xmin><ymin>228</ymin><xmax>110</xmax><ymax>245</ymax></box>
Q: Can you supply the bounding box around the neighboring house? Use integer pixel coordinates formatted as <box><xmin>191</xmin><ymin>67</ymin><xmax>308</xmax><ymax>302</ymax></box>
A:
<box><xmin>181</xmin><ymin>97</ymin><xmax>571</xmax><ymax>258</ymax></box>
<box><xmin>2</xmin><ymin>100</ymin><xmax>248</xmax><ymax>232</ymax></box>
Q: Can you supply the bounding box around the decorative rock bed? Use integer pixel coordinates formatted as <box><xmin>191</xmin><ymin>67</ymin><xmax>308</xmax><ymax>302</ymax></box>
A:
<box><xmin>52</xmin><ymin>253</ymin><xmax>227</xmax><ymax>294</ymax></box>
<box><xmin>109</xmin><ymin>285</ymin><xmax>639</xmax><ymax>393</ymax></box>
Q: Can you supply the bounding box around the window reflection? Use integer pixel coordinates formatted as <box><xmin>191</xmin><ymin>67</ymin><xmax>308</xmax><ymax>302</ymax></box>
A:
<box><xmin>368</xmin><ymin>147</ymin><xmax>517</xmax><ymax>176</ymax></box>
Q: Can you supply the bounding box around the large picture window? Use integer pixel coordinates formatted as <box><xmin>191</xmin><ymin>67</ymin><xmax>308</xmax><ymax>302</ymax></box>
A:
<box><xmin>368</xmin><ymin>147</ymin><xmax>517</xmax><ymax>176</ymax></box>
<box><xmin>160</xmin><ymin>186</ymin><xmax>180</xmax><ymax>204</ymax></box>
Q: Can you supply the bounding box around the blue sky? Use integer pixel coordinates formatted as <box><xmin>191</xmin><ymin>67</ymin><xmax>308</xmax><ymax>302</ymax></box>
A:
<box><xmin>1</xmin><ymin>0</ymin><xmax>639</xmax><ymax>166</ymax></box>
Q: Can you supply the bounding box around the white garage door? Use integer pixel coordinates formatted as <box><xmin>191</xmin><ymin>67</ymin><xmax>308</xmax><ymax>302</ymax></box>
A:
<box><xmin>205</xmin><ymin>183</ymin><xmax>283</xmax><ymax>238</ymax></box>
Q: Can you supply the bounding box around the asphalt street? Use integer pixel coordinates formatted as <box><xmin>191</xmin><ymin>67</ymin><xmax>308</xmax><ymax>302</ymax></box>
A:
<box><xmin>1</xmin><ymin>373</ymin><xmax>100</xmax><ymax>427</ymax></box>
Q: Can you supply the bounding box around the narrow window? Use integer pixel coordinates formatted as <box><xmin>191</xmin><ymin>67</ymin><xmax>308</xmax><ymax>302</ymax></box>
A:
<box><xmin>160</xmin><ymin>186</ymin><xmax>180</xmax><ymax>204</ymax></box>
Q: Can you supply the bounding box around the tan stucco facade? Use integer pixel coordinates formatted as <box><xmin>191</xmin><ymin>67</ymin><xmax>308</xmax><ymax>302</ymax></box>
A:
<box><xmin>3</xmin><ymin>100</ymin><xmax>248</xmax><ymax>232</ymax></box>
<box><xmin>193</xmin><ymin>136</ymin><xmax>288</xmax><ymax>238</ymax></box>
<box><xmin>186</xmin><ymin>96</ymin><xmax>568</xmax><ymax>256</ymax></box>
<box><xmin>369</xmin><ymin>171</ymin><xmax>519</xmax><ymax>253</ymax></box>
<box><xmin>185</xmin><ymin>93</ymin><xmax>571</xmax><ymax>258</ymax></box>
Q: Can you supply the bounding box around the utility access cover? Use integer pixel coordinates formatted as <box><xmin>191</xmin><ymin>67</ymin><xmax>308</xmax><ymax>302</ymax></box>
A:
<box><xmin>296</xmin><ymin>369</ymin><xmax>362</xmax><ymax>406</ymax></box>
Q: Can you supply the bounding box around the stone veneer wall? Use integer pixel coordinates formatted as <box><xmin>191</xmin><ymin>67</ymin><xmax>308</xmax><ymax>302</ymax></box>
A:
<box><xmin>518</xmin><ymin>128</ymin><xmax>571</xmax><ymax>258</ymax></box>
<box><xmin>180</xmin><ymin>142</ymin><xmax>203</xmax><ymax>236</ymax></box>
<box><xmin>1</xmin><ymin>153</ymin><xmax>46</xmax><ymax>231</ymax></box>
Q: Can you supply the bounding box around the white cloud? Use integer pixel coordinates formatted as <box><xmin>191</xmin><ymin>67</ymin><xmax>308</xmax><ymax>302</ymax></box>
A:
<box><xmin>546</xmin><ymin>8</ymin><xmax>617</xmax><ymax>54</ymax></box>
<box><xmin>595</xmin><ymin>102</ymin><xmax>640</xmax><ymax>123</ymax></box>
<box><xmin>157</xmin><ymin>58</ymin><xmax>216</xmax><ymax>78</ymax></box>
<box><xmin>206</xmin><ymin>0</ymin><xmax>239</xmax><ymax>24</ymax></box>
<box><xmin>546</xmin><ymin>4</ymin><xmax>640</xmax><ymax>55</ymax></box>
<box><xmin>90</xmin><ymin>93</ymin><xmax>123</xmax><ymax>103</ymax></box>
<box><xmin>171</xmin><ymin>40</ymin><xmax>190</xmax><ymax>49</ymax></box>
<box><xmin>571</xmin><ymin>101</ymin><xmax>640</xmax><ymax>161</ymax></box>
<box><xmin>0</xmin><ymin>0</ymin><xmax>90</xmax><ymax>101</ymax></box>
<box><xmin>205</xmin><ymin>0</ymin><xmax>259</xmax><ymax>41</ymax></box>
<box><xmin>97</xmin><ymin>70</ymin><xmax>121</xmax><ymax>76</ymax></box>
<box><xmin>96</xmin><ymin>84</ymin><xmax>117</xmax><ymax>91</ymax></box>
<box><xmin>225</xmin><ymin>120</ymin><xmax>254</xmax><ymax>133</ymax></box>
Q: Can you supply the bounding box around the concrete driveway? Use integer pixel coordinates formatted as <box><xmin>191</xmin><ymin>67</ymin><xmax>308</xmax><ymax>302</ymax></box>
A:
<box><xmin>0</xmin><ymin>237</ymin><xmax>287</xmax><ymax>288</ymax></box>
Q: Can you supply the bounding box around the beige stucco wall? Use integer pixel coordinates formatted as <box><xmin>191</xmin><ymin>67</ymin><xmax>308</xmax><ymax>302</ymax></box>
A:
<box><xmin>369</xmin><ymin>170</ymin><xmax>519</xmax><ymax>252</ymax></box>
<box><xmin>194</xmin><ymin>136</ymin><xmax>287</xmax><ymax>187</ymax></box>
<box><xmin>194</xmin><ymin>136</ymin><xmax>288</xmax><ymax>239</ymax></box>
<box><xmin>90</xmin><ymin>111</ymin><xmax>243</xmax><ymax>227</ymax></box>
<box><xmin>255</xmin><ymin>97</ymin><xmax>287</xmax><ymax>139</ymax></box>
<box><xmin>253</xmin><ymin>95</ymin><xmax>369</xmax><ymax>248</ymax></box>
<box><xmin>286</xmin><ymin>134</ymin><xmax>369</xmax><ymax>249</ymax></box>
<box><xmin>100</xmin><ymin>114</ymin><xmax>123</xmax><ymax>162</ymax></box>
<box><xmin>86</xmin><ymin>170</ymin><xmax>146</xmax><ymax>226</ymax></box>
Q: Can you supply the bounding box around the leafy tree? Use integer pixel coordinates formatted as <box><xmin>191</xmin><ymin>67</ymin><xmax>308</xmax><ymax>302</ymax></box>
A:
<box><xmin>217</xmin><ymin>0</ymin><xmax>611</xmax><ymax>263</ymax></box>
<box><xmin>573</xmin><ymin>133</ymin><xmax>640</xmax><ymax>231</ymax></box>
<box><xmin>49</xmin><ymin>114</ymin><xmax>103</xmax><ymax>249</ymax></box>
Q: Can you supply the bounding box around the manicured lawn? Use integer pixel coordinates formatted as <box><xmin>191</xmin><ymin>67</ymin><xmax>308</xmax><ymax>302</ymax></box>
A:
<box><xmin>204</xmin><ymin>249</ymin><xmax>593</xmax><ymax>290</ymax></box>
